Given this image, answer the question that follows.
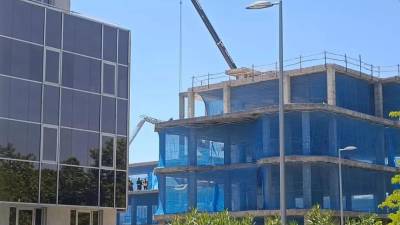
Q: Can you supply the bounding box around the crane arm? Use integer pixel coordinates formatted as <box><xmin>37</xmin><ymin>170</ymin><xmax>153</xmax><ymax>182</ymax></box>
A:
<box><xmin>190</xmin><ymin>0</ymin><xmax>237</xmax><ymax>69</ymax></box>
<box><xmin>129</xmin><ymin>115</ymin><xmax>163</xmax><ymax>147</ymax></box>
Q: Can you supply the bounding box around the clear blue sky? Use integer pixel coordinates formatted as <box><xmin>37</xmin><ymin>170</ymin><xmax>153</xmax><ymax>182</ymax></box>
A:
<box><xmin>71</xmin><ymin>0</ymin><xmax>400</xmax><ymax>163</ymax></box>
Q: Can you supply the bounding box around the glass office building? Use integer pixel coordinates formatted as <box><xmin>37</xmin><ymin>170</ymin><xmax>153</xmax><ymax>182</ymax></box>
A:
<box><xmin>117</xmin><ymin>162</ymin><xmax>159</xmax><ymax>225</ymax></box>
<box><xmin>0</xmin><ymin>0</ymin><xmax>130</xmax><ymax>224</ymax></box>
<box><xmin>155</xmin><ymin>64</ymin><xmax>400</xmax><ymax>224</ymax></box>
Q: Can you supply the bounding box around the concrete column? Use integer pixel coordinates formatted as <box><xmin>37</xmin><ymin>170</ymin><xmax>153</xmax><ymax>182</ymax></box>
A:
<box><xmin>188</xmin><ymin>173</ymin><xmax>197</xmax><ymax>210</ymax></box>
<box><xmin>302</xmin><ymin>112</ymin><xmax>311</xmax><ymax>155</ymax></box>
<box><xmin>187</xmin><ymin>92</ymin><xmax>195</xmax><ymax>118</ymax></box>
<box><xmin>179</xmin><ymin>93</ymin><xmax>186</xmax><ymax>119</ymax></box>
<box><xmin>224</xmin><ymin>176</ymin><xmax>232</xmax><ymax>211</ymax></box>
<box><xmin>328</xmin><ymin>117</ymin><xmax>338</xmax><ymax>156</ymax></box>
<box><xmin>223</xmin><ymin>85</ymin><xmax>231</xmax><ymax>114</ymax></box>
<box><xmin>327</xmin><ymin>66</ymin><xmax>336</xmax><ymax>105</ymax></box>
<box><xmin>283</xmin><ymin>74</ymin><xmax>291</xmax><ymax>104</ymax></box>
<box><xmin>374</xmin><ymin>82</ymin><xmax>383</xmax><ymax>117</ymax></box>
<box><xmin>302</xmin><ymin>164</ymin><xmax>312</xmax><ymax>209</ymax></box>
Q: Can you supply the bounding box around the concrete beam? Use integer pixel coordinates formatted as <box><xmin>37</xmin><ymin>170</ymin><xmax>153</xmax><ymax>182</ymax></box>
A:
<box><xmin>327</xmin><ymin>66</ymin><xmax>336</xmax><ymax>105</ymax></box>
<box><xmin>374</xmin><ymin>82</ymin><xmax>383</xmax><ymax>117</ymax></box>
<box><xmin>223</xmin><ymin>84</ymin><xmax>231</xmax><ymax>114</ymax></box>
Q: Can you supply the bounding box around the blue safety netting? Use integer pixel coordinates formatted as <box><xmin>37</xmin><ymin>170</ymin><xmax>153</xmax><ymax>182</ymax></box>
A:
<box><xmin>198</xmin><ymin>89</ymin><xmax>224</xmax><ymax>116</ymax></box>
<box><xmin>159</xmin><ymin>110</ymin><xmax>400</xmax><ymax>168</ymax></box>
<box><xmin>157</xmin><ymin>163</ymin><xmax>394</xmax><ymax>214</ymax></box>
<box><xmin>291</xmin><ymin>72</ymin><xmax>327</xmax><ymax>103</ymax></box>
<box><xmin>231</xmin><ymin>80</ymin><xmax>278</xmax><ymax>113</ymax></box>
<box><xmin>336</xmin><ymin>73</ymin><xmax>375</xmax><ymax>115</ymax></box>
<box><xmin>383</xmin><ymin>82</ymin><xmax>400</xmax><ymax>119</ymax></box>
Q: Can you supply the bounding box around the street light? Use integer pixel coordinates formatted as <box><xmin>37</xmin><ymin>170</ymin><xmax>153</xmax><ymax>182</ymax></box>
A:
<box><xmin>246</xmin><ymin>1</ymin><xmax>285</xmax><ymax>224</ymax></box>
<box><xmin>338</xmin><ymin>146</ymin><xmax>357</xmax><ymax>225</ymax></box>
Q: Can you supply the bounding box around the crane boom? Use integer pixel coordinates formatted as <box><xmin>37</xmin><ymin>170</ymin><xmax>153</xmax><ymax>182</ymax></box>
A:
<box><xmin>190</xmin><ymin>0</ymin><xmax>237</xmax><ymax>69</ymax></box>
<box><xmin>129</xmin><ymin>115</ymin><xmax>162</xmax><ymax>147</ymax></box>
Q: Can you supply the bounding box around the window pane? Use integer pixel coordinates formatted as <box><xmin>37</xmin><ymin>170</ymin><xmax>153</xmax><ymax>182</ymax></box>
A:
<box><xmin>43</xmin><ymin>127</ymin><xmax>57</xmax><ymax>161</ymax></box>
<box><xmin>60</xmin><ymin>128</ymin><xmax>100</xmax><ymax>167</ymax></box>
<box><xmin>103</xmin><ymin>26</ymin><xmax>117</xmax><ymax>62</ymax></box>
<box><xmin>61</xmin><ymin>89</ymin><xmax>100</xmax><ymax>131</ymax></box>
<box><xmin>0</xmin><ymin>0</ymin><xmax>44</xmax><ymax>44</ymax></box>
<box><xmin>46</xmin><ymin>9</ymin><xmax>62</xmax><ymax>48</ymax></box>
<box><xmin>70</xmin><ymin>210</ymin><xmax>76</xmax><ymax>225</ymax></box>
<box><xmin>0</xmin><ymin>118</ymin><xmax>40</xmax><ymax>161</ymax></box>
<box><xmin>117</xmin><ymin>100</ymin><xmax>128</xmax><ymax>135</ymax></box>
<box><xmin>93</xmin><ymin>211</ymin><xmax>99</xmax><ymax>225</ymax></box>
<box><xmin>101</xmin><ymin>136</ymin><xmax>114</xmax><ymax>168</ymax></box>
<box><xmin>118</xmin><ymin>66</ymin><xmax>128</xmax><ymax>98</ymax></box>
<box><xmin>0</xmin><ymin>76</ymin><xmax>42</xmax><ymax>122</ymax></box>
<box><xmin>40</xmin><ymin>163</ymin><xmax>57</xmax><ymax>204</ymax></box>
<box><xmin>35</xmin><ymin>209</ymin><xmax>42</xmax><ymax>225</ymax></box>
<box><xmin>63</xmin><ymin>14</ymin><xmax>102</xmax><ymax>58</ymax></box>
<box><xmin>0</xmin><ymin>37</ymin><xmax>43</xmax><ymax>82</ymax></box>
<box><xmin>118</xmin><ymin>30</ymin><xmax>129</xmax><ymax>65</ymax></box>
<box><xmin>19</xmin><ymin>210</ymin><xmax>33</xmax><ymax>225</ymax></box>
<box><xmin>62</xmin><ymin>52</ymin><xmax>101</xmax><ymax>93</ymax></box>
<box><xmin>58</xmin><ymin>166</ymin><xmax>99</xmax><ymax>206</ymax></box>
<box><xmin>116</xmin><ymin>137</ymin><xmax>127</xmax><ymax>170</ymax></box>
<box><xmin>9</xmin><ymin>207</ymin><xmax>16</xmax><ymax>225</ymax></box>
<box><xmin>100</xmin><ymin>169</ymin><xmax>114</xmax><ymax>207</ymax></box>
<box><xmin>0</xmin><ymin>160</ymin><xmax>39</xmax><ymax>203</ymax></box>
<box><xmin>116</xmin><ymin>171</ymin><xmax>127</xmax><ymax>208</ymax></box>
<box><xmin>43</xmin><ymin>85</ymin><xmax>60</xmax><ymax>125</ymax></box>
<box><xmin>45</xmin><ymin>50</ymin><xmax>60</xmax><ymax>83</ymax></box>
<box><xmin>103</xmin><ymin>64</ymin><xmax>115</xmax><ymax>95</ymax></box>
<box><xmin>102</xmin><ymin>97</ymin><xmax>116</xmax><ymax>133</ymax></box>
<box><xmin>78</xmin><ymin>212</ymin><xmax>91</xmax><ymax>225</ymax></box>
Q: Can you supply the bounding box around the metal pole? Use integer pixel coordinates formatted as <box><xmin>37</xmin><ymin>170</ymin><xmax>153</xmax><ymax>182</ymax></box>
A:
<box><xmin>278</xmin><ymin>1</ymin><xmax>286</xmax><ymax>224</ymax></box>
<box><xmin>339</xmin><ymin>149</ymin><xmax>344</xmax><ymax>225</ymax></box>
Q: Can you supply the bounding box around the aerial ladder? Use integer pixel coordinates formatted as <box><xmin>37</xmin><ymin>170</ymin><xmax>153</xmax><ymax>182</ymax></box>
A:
<box><xmin>129</xmin><ymin>115</ymin><xmax>162</xmax><ymax>146</ymax></box>
<box><xmin>190</xmin><ymin>0</ymin><xmax>238</xmax><ymax>70</ymax></box>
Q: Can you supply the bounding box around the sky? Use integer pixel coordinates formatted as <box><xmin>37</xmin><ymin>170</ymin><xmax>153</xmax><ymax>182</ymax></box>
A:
<box><xmin>71</xmin><ymin>0</ymin><xmax>400</xmax><ymax>164</ymax></box>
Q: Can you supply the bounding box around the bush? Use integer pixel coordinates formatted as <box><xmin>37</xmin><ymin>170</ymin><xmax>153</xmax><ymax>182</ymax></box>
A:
<box><xmin>168</xmin><ymin>209</ymin><xmax>254</xmax><ymax>225</ymax></box>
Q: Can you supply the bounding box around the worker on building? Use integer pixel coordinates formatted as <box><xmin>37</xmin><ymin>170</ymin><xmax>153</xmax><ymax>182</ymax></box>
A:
<box><xmin>143</xmin><ymin>178</ymin><xmax>148</xmax><ymax>190</ymax></box>
<box><xmin>137</xmin><ymin>178</ymin><xmax>142</xmax><ymax>191</ymax></box>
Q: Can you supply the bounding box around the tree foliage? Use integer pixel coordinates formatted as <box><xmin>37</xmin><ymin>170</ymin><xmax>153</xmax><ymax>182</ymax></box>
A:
<box><xmin>379</xmin><ymin>174</ymin><xmax>400</xmax><ymax>225</ymax></box>
<box><xmin>389</xmin><ymin>111</ymin><xmax>400</xmax><ymax>119</ymax></box>
<box><xmin>264</xmin><ymin>215</ymin><xmax>298</xmax><ymax>225</ymax></box>
<box><xmin>304</xmin><ymin>205</ymin><xmax>335</xmax><ymax>225</ymax></box>
<box><xmin>169</xmin><ymin>209</ymin><xmax>254</xmax><ymax>225</ymax></box>
<box><xmin>345</xmin><ymin>215</ymin><xmax>382</xmax><ymax>225</ymax></box>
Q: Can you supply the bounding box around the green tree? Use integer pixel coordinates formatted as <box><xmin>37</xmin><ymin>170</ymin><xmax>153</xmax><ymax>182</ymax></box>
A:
<box><xmin>264</xmin><ymin>215</ymin><xmax>298</xmax><ymax>225</ymax></box>
<box><xmin>345</xmin><ymin>215</ymin><xmax>382</xmax><ymax>225</ymax></box>
<box><xmin>169</xmin><ymin>209</ymin><xmax>254</xmax><ymax>225</ymax></box>
<box><xmin>379</xmin><ymin>174</ymin><xmax>400</xmax><ymax>225</ymax></box>
<box><xmin>389</xmin><ymin>111</ymin><xmax>400</xmax><ymax>119</ymax></box>
<box><xmin>304</xmin><ymin>205</ymin><xmax>335</xmax><ymax>225</ymax></box>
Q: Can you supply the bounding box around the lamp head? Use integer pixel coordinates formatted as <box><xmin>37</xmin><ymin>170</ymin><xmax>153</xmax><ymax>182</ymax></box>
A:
<box><xmin>246</xmin><ymin>1</ymin><xmax>275</xmax><ymax>10</ymax></box>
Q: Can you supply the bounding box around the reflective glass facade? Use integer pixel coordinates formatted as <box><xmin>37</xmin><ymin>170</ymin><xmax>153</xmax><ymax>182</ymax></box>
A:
<box><xmin>0</xmin><ymin>0</ymin><xmax>130</xmax><ymax>209</ymax></box>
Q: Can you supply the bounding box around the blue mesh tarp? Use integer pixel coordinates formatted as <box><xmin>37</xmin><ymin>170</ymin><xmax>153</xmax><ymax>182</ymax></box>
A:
<box><xmin>291</xmin><ymin>72</ymin><xmax>327</xmax><ymax>103</ymax></box>
<box><xmin>231</xmin><ymin>80</ymin><xmax>278</xmax><ymax>113</ymax></box>
<box><xmin>383</xmin><ymin>82</ymin><xmax>400</xmax><ymax>119</ymax></box>
<box><xmin>199</xmin><ymin>89</ymin><xmax>224</xmax><ymax>116</ymax></box>
<box><xmin>336</xmin><ymin>73</ymin><xmax>375</xmax><ymax>115</ymax></box>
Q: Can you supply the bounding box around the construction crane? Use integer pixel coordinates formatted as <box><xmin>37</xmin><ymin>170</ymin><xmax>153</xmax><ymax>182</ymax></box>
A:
<box><xmin>190</xmin><ymin>0</ymin><xmax>238</xmax><ymax>70</ymax></box>
<box><xmin>129</xmin><ymin>115</ymin><xmax>162</xmax><ymax>146</ymax></box>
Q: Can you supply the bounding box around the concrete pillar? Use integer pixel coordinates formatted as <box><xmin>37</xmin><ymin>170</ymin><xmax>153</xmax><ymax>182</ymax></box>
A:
<box><xmin>179</xmin><ymin>94</ymin><xmax>185</xmax><ymax>119</ymax></box>
<box><xmin>102</xmin><ymin>209</ymin><xmax>117</xmax><ymax>225</ymax></box>
<box><xmin>283</xmin><ymin>74</ymin><xmax>291</xmax><ymax>104</ymax></box>
<box><xmin>46</xmin><ymin>207</ymin><xmax>71</xmax><ymax>225</ymax></box>
<box><xmin>302</xmin><ymin>112</ymin><xmax>311</xmax><ymax>155</ymax></box>
<box><xmin>303</xmin><ymin>164</ymin><xmax>312</xmax><ymax>209</ymax></box>
<box><xmin>223</xmin><ymin>85</ymin><xmax>231</xmax><ymax>114</ymax></box>
<box><xmin>188</xmin><ymin>173</ymin><xmax>197</xmax><ymax>210</ymax></box>
<box><xmin>328</xmin><ymin>117</ymin><xmax>338</xmax><ymax>156</ymax></box>
<box><xmin>327</xmin><ymin>66</ymin><xmax>336</xmax><ymax>105</ymax></box>
<box><xmin>264</xmin><ymin>165</ymin><xmax>277</xmax><ymax>209</ymax></box>
<box><xmin>187</xmin><ymin>92</ymin><xmax>195</xmax><ymax>118</ymax></box>
<box><xmin>374</xmin><ymin>82</ymin><xmax>383</xmax><ymax>117</ymax></box>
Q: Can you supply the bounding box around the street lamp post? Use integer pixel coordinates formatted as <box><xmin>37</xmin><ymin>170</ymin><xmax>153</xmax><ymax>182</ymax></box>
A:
<box><xmin>338</xmin><ymin>146</ymin><xmax>357</xmax><ymax>225</ymax></box>
<box><xmin>246</xmin><ymin>1</ymin><xmax>285</xmax><ymax>224</ymax></box>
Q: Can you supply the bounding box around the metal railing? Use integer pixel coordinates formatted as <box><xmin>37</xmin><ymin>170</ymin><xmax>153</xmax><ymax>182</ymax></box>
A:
<box><xmin>190</xmin><ymin>51</ymin><xmax>400</xmax><ymax>89</ymax></box>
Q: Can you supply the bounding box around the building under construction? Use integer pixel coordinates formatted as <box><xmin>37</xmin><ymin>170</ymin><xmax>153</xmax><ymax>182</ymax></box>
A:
<box><xmin>154</xmin><ymin>51</ymin><xmax>400</xmax><ymax>224</ymax></box>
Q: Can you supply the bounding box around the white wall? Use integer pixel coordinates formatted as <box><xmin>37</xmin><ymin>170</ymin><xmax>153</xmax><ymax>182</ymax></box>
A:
<box><xmin>0</xmin><ymin>206</ymin><xmax>10</xmax><ymax>225</ymax></box>
<box><xmin>102</xmin><ymin>209</ymin><xmax>116</xmax><ymax>225</ymax></box>
<box><xmin>46</xmin><ymin>207</ymin><xmax>70</xmax><ymax>225</ymax></box>
<box><xmin>54</xmin><ymin>0</ymin><xmax>70</xmax><ymax>10</ymax></box>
